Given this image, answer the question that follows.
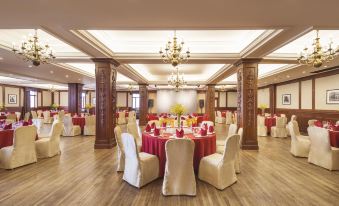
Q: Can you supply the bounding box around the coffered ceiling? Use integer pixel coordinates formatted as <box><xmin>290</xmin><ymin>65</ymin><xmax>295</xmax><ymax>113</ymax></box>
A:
<box><xmin>0</xmin><ymin>0</ymin><xmax>338</xmax><ymax>90</ymax></box>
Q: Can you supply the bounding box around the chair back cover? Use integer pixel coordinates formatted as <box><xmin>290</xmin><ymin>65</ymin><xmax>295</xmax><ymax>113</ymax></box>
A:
<box><xmin>257</xmin><ymin>115</ymin><xmax>265</xmax><ymax>126</ymax></box>
<box><xmin>114</xmin><ymin>126</ymin><xmax>125</xmax><ymax>171</ymax></box>
<box><xmin>31</xmin><ymin>111</ymin><xmax>38</xmax><ymax>119</ymax></box>
<box><xmin>162</xmin><ymin>138</ymin><xmax>196</xmax><ymax>196</ymax></box>
<box><xmin>49</xmin><ymin>122</ymin><xmax>63</xmax><ymax>141</ymax></box>
<box><xmin>15</xmin><ymin>112</ymin><xmax>21</xmax><ymax>121</ymax></box>
<box><xmin>222</xmin><ymin>134</ymin><xmax>240</xmax><ymax>163</ymax></box>
<box><xmin>228</xmin><ymin>124</ymin><xmax>238</xmax><ymax>136</ymax></box>
<box><xmin>7</xmin><ymin>114</ymin><xmax>17</xmax><ymax>122</ymax></box>
<box><xmin>308</xmin><ymin>119</ymin><xmax>317</xmax><ymax>127</ymax></box>
<box><xmin>288</xmin><ymin>122</ymin><xmax>298</xmax><ymax>142</ymax></box>
<box><xmin>13</xmin><ymin>126</ymin><xmax>37</xmax><ymax>153</ymax></box>
<box><xmin>63</xmin><ymin>116</ymin><xmax>74</xmax><ymax>135</ymax></box>
<box><xmin>290</xmin><ymin>115</ymin><xmax>297</xmax><ymax>121</ymax></box>
<box><xmin>85</xmin><ymin>115</ymin><xmax>95</xmax><ymax>126</ymax></box>
<box><xmin>24</xmin><ymin>112</ymin><xmax>30</xmax><ymax>122</ymax></box>
<box><xmin>127</xmin><ymin>122</ymin><xmax>141</xmax><ymax>140</ymax></box>
<box><xmin>276</xmin><ymin>117</ymin><xmax>287</xmax><ymax>128</ymax></box>
<box><xmin>37</xmin><ymin>110</ymin><xmax>43</xmax><ymax>118</ymax></box>
<box><xmin>58</xmin><ymin>110</ymin><xmax>65</xmax><ymax>120</ymax></box>
<box><xmin>217</xmin><ymin>111</ymin><xmax>222</xmax><ymax>117</ymax></box>
<box><xmin>238</xmin><ymin>128</ymin><xmax>243</xmax><ymax>146</ymax></box>
<box><xmin>43</xmin><ymin>111</ymin><xmax>50</xmax><ymax>119</ymax></box>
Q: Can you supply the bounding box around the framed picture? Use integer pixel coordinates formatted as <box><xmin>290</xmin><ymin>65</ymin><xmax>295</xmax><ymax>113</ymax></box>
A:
<box><xmin>282</xmin><ymin>94</ymin><xmax>291</xmax><ymax>105</ymax></box>
<box><xmin>326</xmin><ymin>89</ymin><xmax>339</xmax><ymax>104</ymax></box>
<box><xmin>8</xmin><ymin>94</ymin><xmax>17</xmax><ymax>104</ymax></box>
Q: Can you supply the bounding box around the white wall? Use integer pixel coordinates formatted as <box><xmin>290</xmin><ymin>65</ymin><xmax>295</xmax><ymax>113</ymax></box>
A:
<box><xmin>53</xmin><ymin>92</ymin><xmax>59</xmax><ymax>104</ymax></box>
<box><xmin>301</xmin><ymin>80</ymin><xmax>312</xmax><ymax>109</ymax></box>
<box><xmin>59</xmin><ymin>91</ymin><xmax>68</xmax><ymax>106</ymax></box>
<box><xmin>276</xmin><ymin>82</ymin><xmax>299</xmax><ymax>109</ymax></box>
<box><xmin>219</xmin><ymin>92</ymin><xmax>226</xmax><ymax>107</ymax></box>
<box><xmin>42</xmin><ymin>91</ymin><xmax>52</xmax><ymax>106</ymax></box>
<box><xmin>315</xmin><ymin>74</ymin><xmax>339</xmax><ymax>110</ymax></box>
<box><xmin>258</xmin><ymin>88</ymin><xmax>270</xmax><ymax>107</ymax></box>
<box><xmin>117</xmin><ymin>92</ymin><xmax>127</xmax><ymax>107</ymax></box>
<box><xmin>227</xmin><ymin>92</ymin><xmax>237</xmax><ymax>107</ymax></box>
<box><xmin>157</xmin><ymin>90</ymin><xmax>197</xmax><ymax>113</ymax></box>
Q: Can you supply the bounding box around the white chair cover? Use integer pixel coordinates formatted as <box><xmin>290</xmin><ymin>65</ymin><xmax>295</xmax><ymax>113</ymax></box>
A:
<box><xmin>62</xmin><ymin>116</ymin><xmax>81</xmax><ymax>136</ymax></box>
<box><xmin>122</xmin><ymin>133</ymin><xmax>159</xmax><ymax>188</ymax></box>
<box><xmin>307</xmin><ymin>127</ymin><xmax>339</xmax><ymax>170</ymax></box>
<box><xmin>37</xmin><ymin>110</ymin><xmax>43</xmax><ymax>118</ymax></box>
<box><xmin>257</xmin><ymin>115</ymin><xmax>268</xmax><ymax>136</ymax></box>
<box><xmin>43</xmin><ymin>111</ymin><xmax>53</xmax><ymax>124</ymax></box>
<box><xmin>35</xmin><ymin>122</ymin><xmax>63</xmax><ymax>158</ymax></box>
<box><xmin>114</xmin><ymin>126</ymin><xmax>124</xmax><ymax>172</ymax></box>
<box><xmin>24</xmin><ymin>112</ymin><xmax>30</xmax><ymax>122</ymax></box>
<box><xmin>308</xmin><ymin>119</ymin><xmax>317</xmax><ymax>127</ymax></box>
<box><xmin>0</xmin><ymin>126</ymin><xmax>37</xmax><ymax>169</ymax></box>
<box><xmin>199</xmin><ymin>134</ymin><xmax>240</xmax><ymax>190</ymax></box>
<box><xmin>216</xmin><ymin>111</ymin><xmax>226</xmax><ymax>124</ymax></box>
<box><xmin>15</xmin><ymin>112</ymin><xmax>21</xmax><ymax>121</ymax></box>
<box><xmin>271</xmin><ymin>117</ymin><xmax>287</xmax><ymax>138</ymax></box>
<box><xmin>216</xmin><ymin>124</ymin><xmax>237</xmax><ymax>147</ymax></box>
<box><xmin>288</xmin><ymin>122</ymin><xmax>311</xmax><ymax>157</ymax></box>
<box><xmin>128</xmin><ymin>111</ymin><xmax>136</xmax><ymax>123</ymax></box>
<box><xmin>225</xmin><ymin>111</ymin><xmax>233</xmax><ymax>124</ymax></box>
<box><xmin>117</xmin><ymin>112</ymin><xmax>126</xmax><ymax>125</ymax></box>
<box><xmin>234</xmin><ymin>128</ymin><xmax>243</xmax><ymax>173</ymax></box>
<box><xmin>162</xmin><ymin>139</ymin><xmax>196</xmax><ymax>196</ymax></box>
<box><xmin>84</xmin><ymin>115</ymin><xmax>96</xmax><ymax>136</ymax></box>
<box><xmin>31</xmin><ymin>111</ymin><xmax>38</xmax><ymax>119</ymax></box>
<box><xmin>127</xmin><ymin>122</ymin><xmax>142</xmax><ymax>151</ymax></box>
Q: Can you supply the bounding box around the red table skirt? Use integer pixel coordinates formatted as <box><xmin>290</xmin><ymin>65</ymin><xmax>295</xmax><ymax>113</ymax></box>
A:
<box><xmin>329</xmin><ymin>131</ymin><xmax>339</xmax><ymax>148</ymax></box>
<box><xmin>0</xmin><ymin>129</ymin><xmax>38</xmax><ymax>149</ymax></box>
<box><xmin>196</xmin><ymin>116</ymin><xmax>204</xmax><ymax>125</ymax></box>
<box><xmin>141</xmin><ymin>132</ymin><xmax>216</xmax><ymax>177</ymax></box>
<box><xmin>72</xmin><ymin>117</ymin><xmax>85</xmax><ymax>133</ymax></box>
<box><xmin>265</xmin><ymin>117</ymin><xmax>276</xmax><ymax>133</ymax></box>
<box><xmin>0</xmin><ymin>116</ymin><xmax>6</xmax><ymax>120</ymax></box>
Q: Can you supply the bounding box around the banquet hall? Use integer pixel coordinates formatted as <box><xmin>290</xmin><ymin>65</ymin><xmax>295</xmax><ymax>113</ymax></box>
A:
<box><xmin>0</xmin><ymin>1</ymin><xmax>339</xmax><ymax>205</ymax></box>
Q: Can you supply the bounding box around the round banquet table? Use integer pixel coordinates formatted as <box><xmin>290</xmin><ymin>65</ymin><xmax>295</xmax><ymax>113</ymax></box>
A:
<box><xmin>265</xmin><ymin>117</ymin><xmax>276</xmax><ymax>133</ymax></box>
<box><xmin>72</xmin><ymin>117</ymin><xmax>85</xmax><ymax>133</ymax></box>
<box><xmin>141</xmin><ymin>131</ymin><xmax>216</xmax><ymax>177</ymax></box>
<box><xmin>329</xmin><ymin>130</ymin><xmax>339</xmax><ymax>148</ymax></box>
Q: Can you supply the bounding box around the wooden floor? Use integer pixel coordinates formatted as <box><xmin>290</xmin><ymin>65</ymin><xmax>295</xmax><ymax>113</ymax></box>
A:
<box><xmin>0</xmin><ymin>125</ymin><xmax>338</xmax><ymax>206</ymax></box>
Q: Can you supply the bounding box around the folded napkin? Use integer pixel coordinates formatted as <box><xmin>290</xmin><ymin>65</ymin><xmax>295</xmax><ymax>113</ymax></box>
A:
<box><xmin>192</xmin><ymin>122</ymin><xmax>197</xmax><ymax>127</ymax></box>
<box><xmin>200</xmin><ymin>128</ymin><xmax>207</xmax><ymax>136</ymax></box>
<box><xmin>154</xmin><ymin>128</ymin><xmax>160</xmax><ymax>136</ymax></box>
<box><xmin>145</xmin><ymin>124</ymin><xmax>151</xmax><ymax>132</ymax></box>
<box><xmin>203</xmin><ymin>123</ymin><xmax>208</xmax><ymax>130</ymax></box>
<box><xmin>188</xmin><ymin>115</ymin><xmax>192</xmax><ymax>119</ymax></box>
<box><xmin>181</xmin><ymin>116</ymin><xmax>185</xmax><ymax>120</ymax></box>
<box><xmin>163</xmin><ymin>115</ymin><xmax>168</xmax><ymax>119</ymax></box>
<box><xmin>314</xmin><ymin>120</ymin><xmax>323</xmax><ymax>128</ymax></box>
<box><xmin>4</xmin><ymin>123</ymin><xmax>12</xmax><ymax>130</ymax></box>
<box><xmin>176</xmin><ymin>129</ymin><xmax>184</xmax><ymax>138</ymax></box>
<box><xmin>151</xmin><ymin>122</ymin><xmax>156</xmax><ymax>129</ymax></box>
<box><xmin>330</xmin><ymin>125</ymin><xmax>339</xmax><ymax>131</ymax></box>
<box><xmin>162</xmin><ymin>122</ymin><xmax>167</xmax><ymax>127</ymax></box>
<box><xmin>22</xmin><ymin>121</ymin><xmax>29</xmax><ymax>126</ymax></box>
<box><xmin>209</xmin><ymin>125</ymin><xmax>214</xmax><ymax>133</ymax></box>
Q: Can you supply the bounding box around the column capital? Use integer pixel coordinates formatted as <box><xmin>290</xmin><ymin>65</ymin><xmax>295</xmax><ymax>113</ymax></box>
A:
<box><xmin>206</xmin><ymin>84</ymin><xmax>216</xmax><ymax>87</ymax></box>
<box><xmin>91</xmin><ymin>58</ymin><xmax>120</xmax><ymax>67</ymax></box>
<box><xmin>234</xmin><ymin>58</ymin><xmax>262</xmax><ymax>67</ymax></box>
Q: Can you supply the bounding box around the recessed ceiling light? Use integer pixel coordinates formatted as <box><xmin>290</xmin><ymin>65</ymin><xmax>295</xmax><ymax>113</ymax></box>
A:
<box><xmin>286</xmin><ymin>75</ymin><xmax>290</xmax><ymax>78</ymax></box>
<box><xmin>0</xmin><ymin>57</ymin><xmax>3</xmax><ymax>60</ymax></box>
<box><xmin>78</xmin><ymin>78</ymin><xmax>81</xmax><ymax>81</ymax></box>
<box><xmin>302</xmin><ymin>71</ymin><xmax>306</xmax><ymax>74</ymax></box>
<box><xmin>65</xmin><ymin>75</ymin><xmax>69</xmax><ymax>78</ymax></box>
<box><xmin>50</xmin><ymin>71</ymin><xmax>54</xmax><ymax>74</ymax></box>
<box><xmin>324</xmin><ymin>65</ymin><xmax>328</xmax><ymax>68</ymax></box>
<box><xmin>28</xmin><ymin>65</ymin><xmax>32</xmax><ymax>68</ymax></box>
<box><xmin>274</xmin><ymin>78</ymin><xmax>277</xmax><ymax>81</ymax></box>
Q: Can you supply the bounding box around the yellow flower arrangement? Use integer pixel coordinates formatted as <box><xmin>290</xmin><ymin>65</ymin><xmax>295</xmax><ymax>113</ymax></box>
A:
<box><xmin>85</xmin><ymin>104</ymin><xmax>93</xmax><ymax>110</ymax></box>
<box><xmin>170</xmin><ymin>103</ymin><xmax>186</xmax><ymax>116</ymax></box>
<box><xmin>258</xmin><ymin>103</ymin><xmax>268</xmax><ymax>110</ymax></box>
<box><xmin>50</xmin><ymin>103</ymin><xmax>59</xmax><ymax>110</ymax></box>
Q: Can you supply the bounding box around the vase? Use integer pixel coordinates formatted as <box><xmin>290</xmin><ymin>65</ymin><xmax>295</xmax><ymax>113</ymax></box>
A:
<box><xmin>261</xmin><ymin>108</ymin><xmax>265</xmax><ymax>116</ymax></box>
<box><xmin>177</xmin><ymin>115</ymin><xmax>181</xmax><ymax>128</ymax></box>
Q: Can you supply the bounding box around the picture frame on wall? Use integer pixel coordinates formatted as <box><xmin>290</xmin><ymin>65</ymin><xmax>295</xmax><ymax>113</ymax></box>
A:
<box><xmin>282</xmin><ymin>94</ymin><xmax>291</xmax><ymax>105</ymax></box>
<box><xmin>8</xmin><ymin>94</ymin><xmax>17</xmax><ymax>104</ymax></box>
<box><xmin>326</xmin><ymin>89</ymin><xmax>339</xmax><ymax>104</ymax></box>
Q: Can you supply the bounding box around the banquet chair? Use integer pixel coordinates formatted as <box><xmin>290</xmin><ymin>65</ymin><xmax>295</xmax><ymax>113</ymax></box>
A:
<box><xmin>84</xmin><ymin>115</ymin><xmax>96</xmax><ymax>136</ymax></box>
<box><xmin>126</xmin><ymin>122</ymin><xmax>142</xmax><ymax>151</ymax></box>
<box><xmin>31</xmin><ymin>111</ymin><xmax>38</xmax><ymax>119</ymax></box>
<box><xmin>121</xmin><ymin>133</ymin><xmax>159</xmax><ymax>188</ymax></box>
<box><xmin>264</xmin><ymin>113</ymin><xmax>271</xmax><ymax>117</ymax></box>
<box><xmin>58</xmin><ymin>110</ymin><xmax>65</xmax><ymax>122</ymax></box>
<box><xmin>5</xmin><ymin>114</ymin><xmax>17</xmax><ymax>124</ymax></box>
<box><xmin>199</xmin><ymin>134</ymin><xmax>240</xmax><ymax>190</ymax></box>
<box><xmin>0</xmin><ymin>126</ymin><xmax>37</xmax><ymax>169</ymax></box>
<box><xmin>147</xmin><ymin>120</ymin><xmax>160</xmax><ymax>128</ymax></box>
<box><xmin>117</xmin><ymin>112</ymin><xmax>127</xmax><ymax>125</ymax></box>
<box><xmin>232</xmin><ymin>113</ymin><xmax>237</xmax><ymax>125</ymax></box>
<box><xmin>308</xmin><ymin>119</ymin><xmax>317</xmax><ymax>127</ymax></box>
<box><xmin>62</xmin><ymin>116</ymin><xmax>81</xmax><ymax>137</ymax></box>
<box><xmin>234</xmin><ymin>128</ymin><xmax>243</xmax><ymax>174</ymax></box>
<box><xmin>216</xmin><ymin>124</ymin><xmax>238</xmax><ymax>148</ymax></box>
<box><xmin>15</xmin><ymin>112</ymin><xmax>21</xmax><ymax>121</ymax></box>
<box><xmin>216</xmin><ymin>111</ymin><xmax>226</xmax><ymax>124</ymax></box>
<box><xmin>271</xmin><ymin>117</ymin><xmax>287</xmax><ymax>138</ymax></box>
<box><xmin>225</xmin><ymin>111</ymin><xmax>233</xmax><ymax>125</ymax></box>
<box><xmin>37</xmin><ymin>110</ymin><xmax>43</xmax><ymax>118</ymax></box>
<box><xmin>128</xmin><ymin>111</ymin><xmax>136</xmax><ymax>123</ymax></box>
<box><xmin>336</xmin><ymin>121</ymin><xmax>339</xmax><ymax>126</ymax></box>
<box><xmin>162</xmin><ymin>139</ymin><xmax>196</xmax><ymax>196</ymax></box>
<box><xmin>24</xmin><ymin>112</ymin><xmax>30</xmax><ymax>122</ymax></box>
<box><xmin>35</xmin><ymin>122</ymin><xmax>63</xmax><ymax>158</ymax></box>
<box><xmin>286</xmin><ymin>115</ymin><xmax>297</xmax><ymax>136</ymax></box>
<box><xmin>307</xmin><ymin>126</ymin><xmax>339</xmax><ymax>170</ymax></box>
<box><xmin>201</xmin><ymin>121</ymin><xmax>214</xmax><ymax>128</ymax></box>
<box><xmin>114</xmin><ymin>126</ymin><xmax>125</xmax><ymax>172</ymax></box>
<box><xmin>43</xmin><ymin>111</ymin><xmax>53</xmax><ymax>124</ymax></box>
<box><xmin>288</xmin><ymin>122</ymin><xmax>311</xmax><ymax>157</ymax></box>
<box><xmin>257</xmin><ymin>115</ymin><xmax>267</xmax><ymax>137</ymax></box>
<box><xmin>280</xmin><ymin>114</ymin><xmax>286</xmax><ymax>117</ymax></box>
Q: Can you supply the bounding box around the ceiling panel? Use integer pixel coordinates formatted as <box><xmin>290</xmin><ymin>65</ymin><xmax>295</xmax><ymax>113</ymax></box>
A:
<box><xmin>88</xmin><ymin>30</ymin><xmax>266</xmax><ymax>53</ymax></box>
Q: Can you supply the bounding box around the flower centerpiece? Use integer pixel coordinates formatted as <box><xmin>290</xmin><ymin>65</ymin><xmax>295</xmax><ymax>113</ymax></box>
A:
<box><xmin>170</xmin><ymin>103</ymin><xmax>186</xmax><ymax>127</ymax></box>
<box><xmin>258</xmin><ymin>103</ymin><xmax>268</xmax><ymax>116</ymax></box>
<box><xmin>50</xmin><ymin>103</ymin><xmax>59</xmax><ymax>111</ymax></box>
<box><xmin>85</xmin><ymin>103</ymin><xmax>93</xmax><ymax>114</ymax></box>
<box><xmin>0</xmin><ymin>103</ymin><xmax>5</xmax><ymax>113</ymax></box>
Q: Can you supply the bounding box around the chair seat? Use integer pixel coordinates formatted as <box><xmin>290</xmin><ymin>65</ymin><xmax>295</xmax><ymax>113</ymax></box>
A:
<box><xmin>216</xmin><ymin>140</ymin><xmax>225</xmax><ymax>146</ymax></box>
<box><xmin>216</xmin><ymin>145</ymin><xmax>224</xmax><ymax>154</ymax></box>
<box><xmin>201</xmin><ymin>153</ymin><xmax>223</xmax><ymax>167</ymax></box>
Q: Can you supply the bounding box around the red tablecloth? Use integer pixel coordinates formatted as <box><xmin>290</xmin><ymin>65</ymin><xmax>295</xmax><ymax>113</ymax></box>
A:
<box><xmin>196</xmin><ymin>116</ymin><xmax>204</xmax><ymax>125</ymax></box>
<box><xmin>115</xmin><ymin>112</ymin><xmax>129</xmax><ymax>118</ymax></box>
<box><xmin>265</xmin><ymin>117</ymin><xmax>276</xmax><ymax>133</ymax></box>
<box><xmin>72</xmin><ymin>117</ymin><xmax>85</xmax><ymax>133</ymax></box>
<box><xmin>0</xmin><ymin>115</ymin><xmax>6</xmax><ymax>120</ymax></box>
<box><xmin>0</xmin><ymin>129</ymin><xmax>14</xmax><ymax>149</ymax></box>
<box><xmin>329</xmin><ymin>130</ymin><xmax>339</xmax><ymax>148</ymax></box>
<box><xmin>141</xmin><ymin>131</ymin><xmax>216</xmax><ymax>177</ymax></box>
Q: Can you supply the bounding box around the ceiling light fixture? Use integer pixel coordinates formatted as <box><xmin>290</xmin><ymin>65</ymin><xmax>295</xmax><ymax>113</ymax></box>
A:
<box><xmin>159</xmin><ymin>30</ymin><xmax>190</xmax><ymax>67</ymax></box>
<box><xmin>128</xmin><ymin>84</ymin><xmax>135</xmax><ymax>94</ymax></box>
<box><xmin>12</xmin><ymin>29</ymin><xmax>56</xmax><ymax>66</ymax></box>
<box><xmin>297</xmin><ymin>30</ymin><xmax>338</xmax><ymax>68</ymax></box>
<box><xmin>168</xmin><ymin>67</ymin><xmax>186</xmax><ymax>92</ymax></box>
<box><xmin>49</xmin><ymin>85</ymin><xmax>58</xmax><ymax>93</ymax></box>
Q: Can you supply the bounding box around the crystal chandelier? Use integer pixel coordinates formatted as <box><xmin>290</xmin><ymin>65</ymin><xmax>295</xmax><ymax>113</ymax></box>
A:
<box><xmin>48</xmin><ymin>85</ymin><xmax>58</xmax><ymax>93</ymax></box>
<box><xmin>12</xmin><ymin>29</ymin><xmax>56</xmax><ymax>66</ymax></box>
<box><xmin>128</xmin><ymin>84</ymin><xmax>135</xmax><ymax>94</ymax></box>
<box><xmin>159</xmin><ymin>31</ymin><xmax>190</xmax><ymax>67</ymax></box>
<box><xmin>168</xmin><ymin>67</ymin><xmax>186</xmax><ymax>92</ymax></box>
<box><xmin>297</xmin><ymin>30</ymin><xmax>338</xmax><ymax>68</ymax></box>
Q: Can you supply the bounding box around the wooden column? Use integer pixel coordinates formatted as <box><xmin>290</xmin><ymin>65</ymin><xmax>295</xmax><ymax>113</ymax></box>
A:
<box><xmin>23</xmin><ymin>88</ymin><xmax>31</xmax><ymax>115</ymax></box>
<box><xmin>93</xmin><ymin>58</ymin><xmax>119</xmax><ymax>149</ymax></box>
<box><xmin>139</xmin><ymin>84</ymin><xmax>148</xmax><ymax>126</ymax></box>
<box><xmin>236</xmin><ymin>59</ymin><xmax>260</xmax><ymax>150</ymax></box>
<box><xmin>269</xmin><ymin>84</ymin><xmax>276</xmax><ymax>115</ymax></box>
<box><xmin>68</xmin><ymin>83</ymin><xmax>83</xmax><ymax>114</ymax></box>
<box><xmin>205</xmin><ymin>85</ymin><xmax>216</xmax><ymax>121</ymax></box>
